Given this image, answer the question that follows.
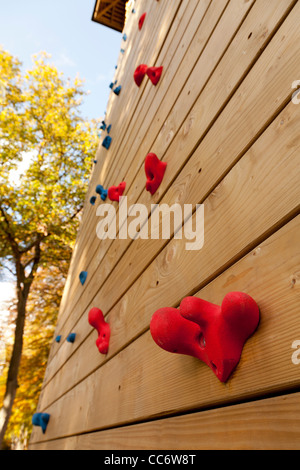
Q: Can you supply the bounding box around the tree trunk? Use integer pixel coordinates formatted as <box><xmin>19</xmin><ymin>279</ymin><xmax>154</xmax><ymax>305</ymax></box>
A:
<box><xmin>0</xmin><ymin>282</ymin><xmax>30</xmax><ymax>449</ymax></box>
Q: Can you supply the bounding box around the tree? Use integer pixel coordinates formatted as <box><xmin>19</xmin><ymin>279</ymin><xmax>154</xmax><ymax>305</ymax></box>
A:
<box><xmin>0</xmin><ymin>47</ymin><xmax>99</xmax><ymax>447</ymax></box>
<box><xmin>0</xmin><ymin>263</ymin><xmax>69</xmax><ymax>449</ymax></box>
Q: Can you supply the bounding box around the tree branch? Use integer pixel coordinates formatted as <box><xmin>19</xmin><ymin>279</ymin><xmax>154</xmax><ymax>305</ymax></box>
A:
<box><xmin>0</xmin><ymin>204</ymin><xmax>20</xmax><ymax>260</ymax></box>
<box><xmin>18</xmin><ymin>235</ymin><xmax>40</xmax><ymax>254</ymax></box>
<box><xmin>26</xmin><ymin>235</ymin><xmax>42</xmax><ymax>281</ymax></box>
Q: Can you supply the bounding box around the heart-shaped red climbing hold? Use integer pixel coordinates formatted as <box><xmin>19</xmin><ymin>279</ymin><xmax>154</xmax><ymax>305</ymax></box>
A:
<box><xmin>108</xmin><ymin>182</ymin><xmax>126</xmax><ymax>202</ymax></box>
<box><xmin>134</xmin><ymin>64</ymin><xmax>149</xmax><ymax>87</ymax></box>
<box><xmin>138</xmin><ymin>12</ymin><xmax>146</xmax><ymax>30</ymax></box>
<box><xmin>150</xmin><ymin>292</ymin><xmax>259</xmax><ymax>382</ymax></box>
<box><xmin>144</xmin><ymin>153</ymin><xmax>167</xmax><ymax>195</ymax></box>
<box><xmin>88</xmin><ymin>307</ymin><xmax>110</xmax><ymax>354</ymax></box>
<box><xmin>146</xmin><ymin>66</ymin><xmax>163</xmax><ymax>86</ymax></box>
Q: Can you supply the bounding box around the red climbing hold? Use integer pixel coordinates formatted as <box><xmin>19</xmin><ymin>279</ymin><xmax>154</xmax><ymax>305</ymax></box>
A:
<box><xmin>88</xmin><ymin>307</ymin><xmax>110</xmax><ymax>355</ymax></box>
<box><xmin>150</xmin><ymin>292</ymin><xmax>259</xmax><ymax>382</ymax></box>
<box><xmin>108</xmin><ymin>181</ymin><xmax>126</xmax><ymax>202</ymax></box>
<box><xmin>139</xmin><ymin>12</ymin><xmax>146</xmax><ymax>30</ymax></box>
<box><xmin>146</xmin><ymin>66</ymin><xmax>163</xmax><ymax>86</ymax></box>
<box><xmin>144</xmin><ymin>153</ymin><xmax>167</xmax><ymax>195</ymax></box>
<box><xmin>134</xmin><ymin>64</ymin><xmax>148</xmax><ymax>87</ymax></box>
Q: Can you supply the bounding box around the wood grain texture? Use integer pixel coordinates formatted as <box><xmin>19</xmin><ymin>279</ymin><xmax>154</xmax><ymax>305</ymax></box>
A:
<box><xmin>43</xmin><ymin>0</ymin><xmax>296</xmax><ymax>384</ymax></box>
<box><xmin>30</xmin><ymin>214</ymin><xmax>300</xmax><ymax>443</ymax></box>
<box><xmin>41</xmin><ymin>85</ymin><xmax>300</xmax><ymax>396</ymax></box>
<box><xmin>48</xmin><ymin>0</ymin><xmax>226</xmax><ymax>353</ymax></box>
<box><xmin>29</xmin><ymin>392</ymin><xmax>300</xmax><ymax>450</ymax></box>
<box><xmin>46</xmin><ymin>0</ymin><xmax>299</xmax><ymax>379</ymax></box>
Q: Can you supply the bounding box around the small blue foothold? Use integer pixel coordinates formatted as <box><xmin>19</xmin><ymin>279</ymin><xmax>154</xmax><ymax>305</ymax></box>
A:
<box><xmin>122</xmin><ymin>33</ymin><xmax>127</xmax><ymax>41</ymax></box>
<box><xmin>79</xmin><ymin>270</ymin><xmax>88</xmax><ymax>285</ymax></box>
<box><xmin>113</xmin><ymin>85</ymin><xmax>122</xmax><ymax>96</ymax></box>
<box><xmin>102</xmin><ymin>135</ymin><xmax>112</xmax><ymax>149</ymax></box>
<box><xmin>115</xmin><ymin>65</ymin><xmax>117</xmax><ymax>69</ymax></box>
<box><xmin>55</xmin><ymin>335</ymin><xmax>61</xmax><ymax>343</ymax></box>
<box><xmin>107</xmin><ymin>124</ymin><xmax>112</xmax><ymax>134</ymax></box>
<box><xmin>120</xmin><ymin>48</ymin><xmax>125</xmax><ymax>54</ymax></box>
<box><xmin>32</xmin><ymin>413</ymin><xmax>50</xmax><ymax>434</ymax></box>
<box><xmin>100</xmin><ymin>121</ymin><xmax>106</xmax><ymax>130</ymax></box>
<box><xmin>94</xmin><ymin>160</ymin><xmax>97</xmax><ymax>164</ymax></box>
<box><xmin>90</xmin><ymin>196</ymin><xmax>97</xmax><ymax>205</ymax></box>
<box><xmin>67</xmin><ymin>333</ymin><xmax>76</xmax><ymax>343</ymax></box>
<box><xmin>132</xmin><ymin>8</ymin><xmax>136</xmax><ymax>13</ymax></box>
<box><xmin>109</xmin><ymin>82</ymin><xmax>114</xmax><ymax>89</ymax></box>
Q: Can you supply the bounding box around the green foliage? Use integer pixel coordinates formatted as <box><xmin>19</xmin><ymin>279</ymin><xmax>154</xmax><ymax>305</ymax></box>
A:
<box><xmin>0</xmin><ymin>46</ymin><xmax>99</xmax><ymax>447</ymax></box>
<box><xmin>0</xmin><ymin>265</ymin><xmax>68</xmax><ymax>449</ymax></box>
<box><xmin>0</xmin><ymin>48</ymin><xmax>99</xmax><ymax>267</ymax></box>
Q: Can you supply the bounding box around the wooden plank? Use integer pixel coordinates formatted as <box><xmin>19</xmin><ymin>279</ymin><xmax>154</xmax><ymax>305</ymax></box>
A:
<box><xmin>30</xmin><ymin>214</ymin><xmax>300</xmax><ymax>443</ymax></box>
<box><xmin>29</xmin><ymin>392</ymin><xmax>300</xmax><ymax>450</ymax></box>
<box><xmin>44</xmin><ymin>0</ymin><xmax>299</xmax><ymax>385</ymax></box>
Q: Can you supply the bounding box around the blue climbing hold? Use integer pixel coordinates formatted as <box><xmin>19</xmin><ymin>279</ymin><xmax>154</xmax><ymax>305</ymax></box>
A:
<box><xmin>96</xmin><ymin>184</ymin><xmax>108</xmax><ymax>201</ymax></box>
<box><xmin>55</xmin><ymin>335</ymin><xmax>61</xmax><ymax>343</ymax></box>
<box><xmin>113</xmin><ymin>85</ymin><xmax>122</xmax><ymax>96</ymax></box>
<box><xmin>67</xmin><ymin>333</ymin><xmax>76</xmax><ymax>343</ymax></box>
<box><xmin>122</xmin><ymin>33</ymin><xmax>127</xmax><ymax>41</ymax></box>
<box><xmin>109</xmin><ymin>82</ymin><xmax>114</xmax><ymax>89</ymax></box>
<box><xmin>90</xmin><ymin>196</ymin><xmax>97</xmax><ymax>205</ymax></box>
<box><xmin>32</xmin><ymin>413</ymin><xmax>50</xmax><ymax>434</ymax></box>
<box><xmin>79</xmin><ymin>270</ymin><xmax>88</xmax><ymax>285</ymax></box>
<box><xmin>107</xmin><ymin>124</ymin><xmax>112</xmax><ymax>134</ymax></box>
<box><xmin>94</xmin><ymin>160</ymin><xmax>97</xmax><ymax>164</ymax></box>
<box><xmin>120</xmin><ymin>48</ymin><xmax>125</xmax><ymax>54</ymax></box>
<box><xmin>100</xmin><ymin>121</ymin><xmax>106</xmax><ymax>130</ymax></box>
<box><xmin>102</xmin><ymin>135</ymin><xmax>112</xmax><ymax>150</ymax></box>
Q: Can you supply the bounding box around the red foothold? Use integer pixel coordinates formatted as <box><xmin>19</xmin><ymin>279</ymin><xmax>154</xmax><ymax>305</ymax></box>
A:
<box><xmin>146</xmin><ymin>66</ymin><xmax>163</xmax><ymax>86</ymax></box>
<box><xmin>88</xmin><ymin>307</ymin><xmax>110</xmax><ymax>355</ymax></box>
<box><xmin>145</xmin><ymin>153</ymin><xmax>167</xmax><ymax>195</ymax></box>
<box><xmin>150</xmin><ymin>292</ymin><xmax>260</xmax><ymax>382</ymax></box>
<box><xmin>134</xmin><ymin>64</ymin><xmax>149</xmax><ymax>87</ymax></box>
<box><xmin>138</xmin><ymin>12</ymin><xmax>146</xmax><ymax>30</ymax></box>
<box><xmin>108</xmin><ymin>182</ymin><xmax>126</xmax><ymax>202</ymax></box>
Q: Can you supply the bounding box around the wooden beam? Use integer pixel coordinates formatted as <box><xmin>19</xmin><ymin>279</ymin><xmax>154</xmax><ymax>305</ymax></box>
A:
<box><xmin>29</xmin><ymin>392</ymin><xmax>300</xmax><ymax>450</ymax></box>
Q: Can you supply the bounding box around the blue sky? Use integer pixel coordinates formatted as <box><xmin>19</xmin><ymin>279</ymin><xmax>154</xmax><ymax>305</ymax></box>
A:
<box><xmin>0</xmin><ymin>0</ymin><xmax>122</xmax><ymax>120</ymax></box>
<box><xmin>0</xmin><ymin>0</ymin><xmax>123</xmax><ymax>308</ymax></box>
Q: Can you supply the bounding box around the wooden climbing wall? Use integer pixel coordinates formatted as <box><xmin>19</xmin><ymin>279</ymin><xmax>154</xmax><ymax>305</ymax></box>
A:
<box><xmin>29</xmin><ymin>0</ymin><xmax>300</xmax><ymax>450</ymax></box>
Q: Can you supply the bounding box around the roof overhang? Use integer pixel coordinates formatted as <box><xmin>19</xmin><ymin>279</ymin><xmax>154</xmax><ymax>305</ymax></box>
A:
<box><xmin>92</xmin><ymin>0</ymin><xmax>127</xmax><ymax>33</ymax></box>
